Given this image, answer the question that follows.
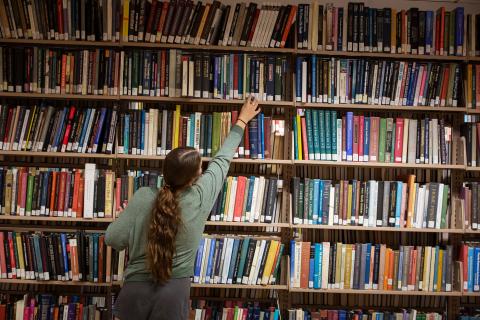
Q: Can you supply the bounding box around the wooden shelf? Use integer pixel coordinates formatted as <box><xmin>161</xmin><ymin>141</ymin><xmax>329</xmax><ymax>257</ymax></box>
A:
<box><xmin>0</xmin><ymin>92</ymin><xmax>118</xmax><ymax>100</ymax></box>
<box><xmin>297</xmin><ymin>102</ymin><xmax>466</xmax><ymax>113</ymax></box>
<box><xmin>119</xmin><ymin>95</ymin><xmax>293</xmax><ymax>106</ymax></box>
<box><xmin>0</xmin><ymin>279</ymin><xmax>111</xmax><ymax>286</ymax></box>
<box><xmin>466</xmin><ymin>166</ymin><xmax>480</xmax><ymax>172</ymax></box>
<box><xmin>293</xmin><ymin>160</ymin><xmax>464</xmax><ymax>170</ymax></box>
<box><xmin>462</xmin><ymin>292</ymin><xmax>480</xmax><ymax>297</ymax></box>
<box><xmin>0</xmin><ymin>39</ymin><xmax>120</xmax><ymax>47</ymax></box>
<box><xmin>0</xmin><ymin>150</ymin><xmax>115</xmax><ymax>159</ymax></box>
<box><xmin>465</xmin><ymin>109</ymin><xmax>480</xmax><ymax>114</ymax></box>
<box><xmin>296</xmin><ymin>49</ymin><xmax>471</xmax><ymax>61</ymax></box>
<box><xmin>117</xmin><ymin>154</ymin><xmax>291</xmax><ymax>164</ymax></box>
<box><xmin>0</xmin><ymin>215</ymin><xmax>113</xmax><ymax>223</ymax></box>
<box><xmin>289</xmin><ymin>288</ymin><xmax>462</xmax><ymax>296</ymax></box>
<box><xmin>205</xmin><ymin>221</ymin><xmax>289</xmax><ymax>228</ymax></box>
<box><xmin>291</xmin><ymin>224</ymin><xmax>464</xmax><ymax>234</ymax></box>
<box><xmin>190</xmin><ymin>283</ymin><xmax>288</xmax><ymax>290</ymax></box>
<box><xmin>121</xmin><ymin>41</ymin><xmax>297</xmax><ymax>53</ymax></box>
<box><xmin>463</xmin><ymin>229</ymin><xmax>480</xmax><ymax>234</ymax></box>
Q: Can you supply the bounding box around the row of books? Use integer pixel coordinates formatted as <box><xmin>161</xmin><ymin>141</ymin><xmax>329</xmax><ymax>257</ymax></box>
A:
<box><xmin>193</xmin><ymin>236</ymin><xmax>284</xmax><ymax>285</ymax></box>
<box><xmin>123</xmin><ymin>1</ymin><xmax>295</xmax><ymax>49</ymax></box>
<box><xmin>118</xmin><ymin>105</ymin><xmax>285</xmax><ymax>159</ymax></box>
<box><xmin>466</xmin><ymin>64</ymin><xmax>480</xmax><ymax>109</ymax></box>
<box><xmin>295</xmin><ymin>57</ymin><xmax>462</xmax><ymax>108</ymax></box>
<box><xmin>209</xmin><ymin>176</ymin><xmax>282</xmax><ymax>224</ymax></box>
<box><xmin>0</xmin><ymin>47</ymin><xmax>293</xmax><ymax>101</ymax></box>
<box><xmin>460</xmin><ymin>243</ymin><xmax>480</xmax><ymax>292</ymax></box>
<box><xmin>461</xmin><ymin>183</ymin><xmax>480</xmax><ymax>231</ymax></box>
<box><xmin>287</xmin><ymin>309</ymin><xmax>444</xmax><ymax>320</ymax></box>
<box><xmin>462</xmin><ymin>122</ymin><xmax>480</xmax><ymax>167</ymax></box>
<box><xmin>120</xmin><ymin>50</ymin><xmax>291</xmax><ymax>100</ymax></box>
<box><xmin>0</xmin><ymin>0</ymin><xmax>120</xmax><ymax>41</ymax></box>
<box><xmin>0</xmin><ymin>294</ymin><xmax>107</xmax><ymax>320</ymax></box>
<box><xmin>293</xmin><ymin>111</ymin><xmax>453</xmax><ymax>165</ymax></box>
<box><xmin>0</xmin><ymin>165</ymin><xmax>116</xmax><ymax>219</ymax></box>
<box><xmin>297</xmin><ymin>4</ymin><xmax>473</xmax><ymax>57</ymax></box>
<box><xmin>290</xmin><ymin>241</ymin><xmax>454</xmax><ymax>292</ymax></box>
<box><xmin>192</xmin><ymin>302</ymin><xmax>280</xmax><ymax>320</ymax></box>
<box><xmin>0</xmin><ymin>231</ymin><xmax>120</xmax><ymax>282</ymax></box>
<box><xmin>290</xmin><ymin>176</ymin><xmax>450</xmax><ymax>230</ymax></box>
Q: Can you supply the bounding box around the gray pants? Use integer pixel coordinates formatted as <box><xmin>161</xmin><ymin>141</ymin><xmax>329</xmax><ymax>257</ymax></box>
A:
<box><xmin>113</xmin><ymin>278</ymin><xmax>191</xmax><ymax>320</ymax></box>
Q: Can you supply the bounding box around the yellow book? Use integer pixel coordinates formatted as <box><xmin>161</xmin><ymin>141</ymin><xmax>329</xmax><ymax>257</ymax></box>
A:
<box><xmin>406</xmin><ymin>175</ymin><xmax>416</xmax><ymax>228</ymax></box>
<box><xmin>104</xmin><ymin>171</ymin><xmax>114</xmax><ymax>218</ymax></box>
<box><xmin>122</xmin><ymin>0</ymin><xmax>130</xmax><ymax>42</ymax></box>
<box><xmin>173</xmin><ymin>105</ymin><xmax>181</xmax><ymax>148</ymax></box>
<box><xmin>347</xmin><ymin>184</ymin><xmax>352</xmax><ymax>224</ymax></box>
<box><xmin>24</xmin><ymin>105</ymin><xmax>37</xmax><ymax>151</ymax></box>
<box><xmin>195</xmin><ymin>3</ymin><xmax>211</xmax><ymax>44</ymax></box>
<box><xmin>428</xmin><ymin>247</ymin><xmax>436</xmax><ymax>292</ymax></box>
<box><xmin>15</xmin><ymin>232</ymin><xmax>25</xmax><ymax>278</ymax></box>
<box><xmin>261</xmin><ymin>240</ymin><xmax>280</xmax><ymax>285</ymax></box>
<box><xmin>391</xmin><ymin>9</ymin><xmax>397</xmax><ymax>53</ymax></box>
<box><xmin>334</xmin><ymin>243</ymin><xmax>342</xmax><ymax>288</ymax></box>
<box><xmin>344</xmin><ymin>244</ymin><xmax>352</xmax><ymax>289</ymax></box>
<box><xmin>296</xmin><ymin>115</ymin><xmax>302</xmax><ymax>160</ymax></box>
<box><xmin>4</xmin><ymin>170</ymin><xmax>12</xmax><ymax>214</ymax></box>
<box><xmin>467</xmin><ymin>64</ymin><xmax>473</xmax><ymax>108</ymax></box>
<box><xmin>127</xmin><ymin>175</ymin><xmax>134</xmax><ymax>201</ymax></box>
<box><xmin>422</xmin><ymin>246</ymin><xmax>431</xmax><ymax>291</ymax></box>
<box><xmin>436</xmin><ymin>249</ymin><xmax>443</xmax><ymax>292</ymax></box>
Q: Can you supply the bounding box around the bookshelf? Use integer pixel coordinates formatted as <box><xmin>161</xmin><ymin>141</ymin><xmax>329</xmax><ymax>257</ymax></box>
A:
<box><xmin>0</xmin><ymin>0</ymin><xmax>480</xmax><ymax>319</ymax></box>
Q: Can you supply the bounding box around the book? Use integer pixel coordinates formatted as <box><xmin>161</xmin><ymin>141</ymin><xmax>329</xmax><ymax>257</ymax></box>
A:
<box><xmin>190</xmin><ymin>300</ymin><xmax>280</xmax><ymax>320</ymax></box>
<box><xmin>459</xmin><ymin>243</ymin><xmax>480</xmax><ymax>292</ymax></box>
<box><xmin>293</xmin><ymin>110</ymin><xmax>452</xmax><ymax>165</ymax></box>
<box><xmin>290</xmin><ymin>241</ymin><xmax>453</xmax><ymax>292</ymax></box>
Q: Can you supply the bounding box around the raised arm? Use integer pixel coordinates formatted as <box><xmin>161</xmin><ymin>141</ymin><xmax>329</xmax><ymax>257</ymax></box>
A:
<box><xmin>193</xmin><ymin>97</ymin><xmax>260</xmax><ymax>214</ymax></box>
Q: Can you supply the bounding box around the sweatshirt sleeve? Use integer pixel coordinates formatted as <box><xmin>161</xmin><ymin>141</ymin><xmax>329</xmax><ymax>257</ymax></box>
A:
<box><xmin>105</xmin><ymin>187</ymin><xmax>155</xmax><ymax>251</ymax></box>
<box><xmin>193</xmin><ymin>125</ymin><xmax>244</xmax><ymax>215</ymax></box>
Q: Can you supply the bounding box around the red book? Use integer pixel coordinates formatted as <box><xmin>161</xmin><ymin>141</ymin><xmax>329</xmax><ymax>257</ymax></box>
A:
<box><xmin>7</xmin><ymin>232</ymin><xmax>16</xmax><ymax>278</ymax></box>
<box><xmin>300</xmin><ymin>242</ymin><xmax>310</xmax><ymax>288</ymax></box>
<box><xmin>264</xmin><ymin>117</ymin><xmax>271</xmax><ymax>159</ymax></box>
<box><xmin>145</xmin><ymin>0</ymin><xmax>158</xmax><ymax>37</ymax></box>
<box><xmin>280</xmin><ymin>6</ymin><xmax>298</xmax><ymax>48</ymax></box>
<box><xmin>461</xmin><ymin>244</ymin><xmax>468</xmax><ymax>290</ymax></box>
<box><xmin>358</xmin><ymin>116</ymin><xmax>364</xmax><ymax>161</ymax></box>
<box><xmin>98</xmin><ymin>235</ymin><xmax>105</xmax><ymax>282</ymax></box>
<box><xmin>369</xmin><ymin>117</ymin><xmax>380</xmax><ymax>162</ymax></box>
<box><xmin>438</xmin><ymin>8</ymin><xmax>445</xmax><ymax>55</ymax></box>
<box><xmin>0</xmin><ymin>232</ymin><xmax>7</xmax><ymax>278</ymax></box>
<box><xmin>0</xmin><ymin>304</ymin><xmax>6</xmax><ymax>320</ymax></box>
<box><xmin>440</xmin><ymin>66</ymin><xmax>450</xmax><ymax>106</ymax></box>
<box><xmin>353</xmin><ymin>116</ymin><xmax>359</xmax><ymax>161</ymax></box>
<box><xmin>247</xmin><ymin>9</ymin><xmax>260</xmax><ymax>44</ymax></box>
<box><xmin>57</xmin><ymin>0</ymin><xmax>64</xmax><ymax>36</ymax></box>
<box><xmin>394</xmin><ymin>118</ymin><xmax>404</xmax><ymax>163</ymax></box>
<box><xmin>233</xmin><ymin>176</ymin><xmax>247</xmax><ymax>222</ymax></box>
<box><xmin>78</xmin><ymin>177</ymin><xmax>85</xmax><ymax>217</ymax></box>
<box><xmin>115</xmin><ymin>177</ymin><xmax>122</xmax><ymax>215</ymax></box>
<box><xmin>244</xmin><ymin>125</ymin><xmax>250</xmax><ymax>158</ymax></box>
<box><xmin>300</xmin><ymin>117</ymin><xmax>309</xmax><ymax>160</ymax></box>
<box><xmin>233</xmin><ymin>55</ymin><xmax>239</xmax><ymax>97</ymax></box>
<box><xmin>410</xmin><ymin>249</ymin><xmax>417</xmax><ymax>288</ymax></box>
<box><xmin>62</xmin><ymin>106</ymin><xmax>76</xmax><ymax>150</ymax></box>
<box><xmin>156</xmin><ymin>2</ymin><xmax>170</xmax><ymax>38</ymax></box>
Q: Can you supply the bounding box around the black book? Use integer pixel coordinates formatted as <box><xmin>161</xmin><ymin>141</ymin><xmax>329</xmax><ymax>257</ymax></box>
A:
<box><xmin>162</xmin><ymin>0</ymin><xmax>177</xmax><ymax>40</ymax></box>
<box><xmin>260</xmin><ymin>179</ymin><xmax>270</xmax><ymax>220</ymax></box>
<box><xmin>271</xmin><ymin>5</ymin><xmax>287</xmax><ymax>47</ymax></box>
<box><xmin>347</xmin><ymin>3</ymin><xmax>354</xmax><ymax>50</ymax></box>
<box><xmin>201</xmin><ymin>53</ymin><xmax>210</xmax><ymax>98</ymax></box>
<box><xmin>352</xmin><ymin>3</ymin><xmax>359</xmax><ymax>50</ymax></box>
<box><xmin>216</xmin><ymin>5</ymin><xmax>231</xmax><ymax>45</ymax></box>
<box><xmin>241</xmin><ymin>239</ymin><xmax>257</xmax><ymax>282</ymax></box>
<box><xmin>297</xmin><ymin>4</ymin><xmax>304</xmax><ymax>48</ymax></box>
<box><xmin>383</xmin><ymin>8</ymin><xmax>391</xmax><ymax>52</ymax></box>
<box><xmin>231</xmin><ymin>239</ymin><xmax>243</xmax><ymax>283</ymax></box>
<box><xmin>239</xmin><ymin>3</ymin><xmax>257</xmax><ymax>46</ymax></box>
<box><xmin>376</xmin><ymin>181</ymin><xmax>384</xmax><ymax>226</ymax></box>
<box><xmin>419</xmin><ymin>11</ymin><xmax>426</xmax><ymax>52</ymax></box>
<box><xmin>410</xmin><ymin>8</ymin><xmax>419</xmax><ymax>53</ymax></box>
<box><xmin>201</xmin><ymin>0</ymin><xmax>221</xmax><ymax>44</ymax></box>
<box><xmin>388</xmin><ymin>182</ymin><xmax>397</xmax><ymax>227</ymax></box>
<box><xmin>372</xmin><ymin>8</ymin><xmax>377</xmax><ymax>51</ymax></box>
<box><xmin>318</xmin><ymin>5</ymin><xmax>324</xmax><ymax>48</ymax></box>
<box><xmin>256</xmin><ymin>241</ymin><xmax>271</xmax><ymax>284</ymax></box>
<box><xmin>358</xmin><ymin>4</ymin><xmax>364</xmax><ymax>51</ymax></box>
<box><xmin>376</xmin><ymin>9</ymin><xmax>383</xmax><ymax>51</ymax></box>
<box><xmin>353</xmin><ymin>243</ymin><xmax>362</xmax><ymax>289</ymax></box>
<box><xmin>337</xmin><ymin>8</ymin><xmax>344</xmax><ymax>51</ymax></box>
<box><xmin>265</xmin><ymin>178</ymin><xmax>278</xmax><ymax>223</ymax></box>
<box><xmin>328</xmin><ymin>242</ymin><xmax>336</xmax><ymax>285</ymax></box>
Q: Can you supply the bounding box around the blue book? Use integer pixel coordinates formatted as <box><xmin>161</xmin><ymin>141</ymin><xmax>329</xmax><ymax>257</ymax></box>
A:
<box><xmin>249</xmin><ymin>117</ymin><xmax>258</xmax><ymax>158</ymax></box>
<box><xmin>331</xmin><ymin>111</ymin><xmax>337</xmax><ymax>160</ymax></box>
<box><xmin>315</xmin><ymin>180</ymin><xmax>325</xmax><ymax>224</ymax></box>
<box><xmin>313</xmin><ymin>243</ymin><xmax>322</xmax><ymax>288</ymax></box>
<box><xmin>346</xmin><ymin>112</ymin><xmax>354</xmax><ymax>161</ymax></box>
<box><xmin>290</xmin><ymin>240</ymin><xmax>296</xmax><ymax>286</ymax></box>
<box><xmin>238</xmin><ymin>54</ymin><xmax>244</xmax><ymax>98</ymax></box>
<box><xmin>245</xmin><ymin>176</ymin><xmax>255</xmax><ymax>213</ymax></box>
<box><xmin>395</xmin><ymin>182</ymin><xmax>403</xmax><ymax>227</ymax></box>
<box><xmin>190</xmin><ymin>114</ymin><xmax>195</xmax><ymax>147</ymax></box>
<box><xmin>93</xmin><ymin>234</ymin><xmax>99</xmax><ymax>281</ymax></box>
<box><xmin>475</xmin><ymin>247</ymin><xmax>480</xmax><ymax>291</ymax></box>
<box><xmin>305</xmin><ymin>110</ymin><xmax>314</xmax><ymax>159</ymax></box>
<box><xmin>193</xmin><ymin>239</ymin><xmax>205</xmax><ymax>282</ymax></box>
<box><xmin>227</xmin><ymin>239</ymin><xmax>240</xmax><ymax>283</ymax></box>
<box><xmin>365</xmin><ymin>243</ymin><xmax>372</xmax><ymax>289</ymax></box>
<box><xmin>296</xmin><ymin>57</ymin><xmax>302</xmax><ymax>101</ymax></box>
<box><xmin>53</xmin><ymin>107</ymin><xmax>68</xmax><ymax>150</ymax></box>
<box><xmin>293</xmin><ymin>116</ymin><xmax>298</xmax><ymax>159</ymax></box>
<box><xmin>312</xmin><ymin>179</ymin><xmax>320</xmax><ymax>224</ymax></box>
<box><xmin>339</xmin><ymin>310</ymin><xmax>347</xmax><ymax>320</ymax></box>
<box><xmin>273</xmin><ymin>310</ymin><xmax>280</xmax><ymax>320</ymax></box>
<box><xmin>93</xmin><ymin>108</ymin><xmax>107</xmax><ymax>151</ymax></box>
<box><xmin>32</xmin><ymin>234</ymin><xmax>44</xmax><ymax>277</ymax></box>
<box><xmin>259</xmin><ymin>113</ymin><xmax>264</xmax><ymax>159</ymax></box>
<box><xmin>468</xmin><ymin>246</ymin><xmax>474</xmax><ymax>291</ymax></box>
<box><xmin>311</xmin><ymin>55</ymin><xmax>317</xmax><ymax>102</ymax></box>
<box><xmin>368</xmin><ymin>9</ymin><xmax>374</xmax><ymax>48</ymax></box>
<box><xmin>425</xmin><ymin>12</ymin><xmax>434</xmax><ymax>52</ymax></box>
<box><xmin>311</xmin><ymin>110</ymin><xmax>320</xmax><ymax>159</ymax></box>
<box><xmin>455</xmin><ymin>8</ymin><xmax>464</xmax><ymax>54</ymax></box>
<box><xmin>407</xmin><ymin>64</ymin><xmax>419</xmax><ymax>106</ymax></box>
<box><xmin>236</xmin><ymin>238</ymin><xmax>250</xmax><ymax>283</ymax></box>
<box><xmin>205</xmin><ymin>238</ymin><xmax>216</xmax><ymax>283</ymax></box>
<box><xmin>309</xmin><ymin>244</ymin><xmax>315</xmax><ymax>288</ymax></box>
<box><xmin>60</xmin><ymin>233</ymin><xmax>69</xmax><ymax>279</ymax></box>
<box><xmin>433</xmin><ymin>246</ymin><xmax>439</xmax><ymax>290</ymax></box>
<box><xmin>266</xmin><ymin>56</ymin><xmax>275</xmax><ymax>99</ymax></box>
<box><xmin>364</xmin><ymin>117</ymin><xmax>370</xmax><ymax>160</ymax></box>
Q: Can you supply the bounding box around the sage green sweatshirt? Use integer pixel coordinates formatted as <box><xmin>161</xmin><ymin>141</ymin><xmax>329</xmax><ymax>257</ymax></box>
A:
<box><xmin>105</xmin><ymin>125</ymin><xmax>244</xmax><ymax>282</ymax></box>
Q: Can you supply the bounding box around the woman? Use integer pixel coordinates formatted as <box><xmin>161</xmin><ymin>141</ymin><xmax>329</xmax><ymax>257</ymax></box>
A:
<box><xmin>105</xmin><ymin>97</ymin><xmax>260</xmax><ymax>320</ymax></box>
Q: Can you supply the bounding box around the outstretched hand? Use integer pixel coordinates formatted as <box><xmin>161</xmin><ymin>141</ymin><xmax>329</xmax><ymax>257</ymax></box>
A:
<box><xmin>236</xmin><ymin>95</ymin><xmax>261</xmax><ymax>129</ymax></box>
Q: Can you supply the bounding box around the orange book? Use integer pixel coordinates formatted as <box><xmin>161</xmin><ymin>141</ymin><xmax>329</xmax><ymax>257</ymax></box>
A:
<box><xmin>99</xmin><ymin>235</ymin><xmax>105</xmax><ymax>283</ymax></box>
<box><xmin>106</xmin><ymin>245</ymin><xmax>112</xmax><ymax>282</ymax></box>
<box><xmin>156</xmin><ymin>2</ymin><xmax>170</xmax><ymax>41</ymax></box>
<box><xmin>53</xmin><ymin>306</ymin><xmax>59</xmax><ymax>319</ymax></box>
<box><xmin>280</xmin><ymin>6</ymin><xmax>298</xmax><ymax>48</ymax></box>
<box><xmin>115</xmin><ymin>177</ymin><xmax>122</xmax><ymax>215</ymax></box>
<box><xmin>60</xmin><ymin>54</ymin><xmax>67</xmax><ymax>94</ymax></box>
<box><xmin>57</xmin><ymin>171</ymin><xmax>67</xmax><ymax>215</ymax></box>
<box><xmin>233</xmin><ymin>176</ymin><xmax>247</xmax><ymax>222</ymax></box>
<box><xmin>50</xmin><ymin>171</ymin><xmax>57</xmax><ymax>216</ymax></box>
<box><xmin>383</xmin><ymin>248</ymin><xmax>390</xmax><ymax>289</ymax></box>
<box><xmin>301</xmin><ymin>117</ymin><xmax>309</xmax><ymax>160</ymax></box>
<box><xmin>406</xmin><ymin>175</ymin><xmax>416</xmax><ymax>228</ymax></box>
<box><xmin>77</xmin><ymin>177</ymin><xmax>85</xmax><ymax>217</ymax></box>
<box><xmin>410</xmin><ymin>249</ymin><xmax>417</xmax><ymax>289</ymax></box>
<box><xmin>387</xmin><ymin>250</ymin><xmax>394</xmax><ymax>290</ymax></box>
<box><xmin>77</xmin><ymin>304</ymin><xmax>83</xmax><ymax>320</ymax></box>
<box><xmin>300</xmin><ymin>242</ymin><xmax>310</xmax><ymax>289</ymax></box>
<box><xmin>69</xmin><ymin>238</ymin><xmax>79</xmax><ymax>281</ymax></box>
<box><xmin>476</xmin><ymin>65</ymin><xmax>480</xmax><ymax>108</ymax></box>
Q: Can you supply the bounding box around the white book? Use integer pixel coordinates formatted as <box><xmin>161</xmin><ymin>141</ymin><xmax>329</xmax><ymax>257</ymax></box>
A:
<box><xmin>161</xmin><ymin>110</ymin><xmax>168</xmax><ymax>155</ymax></box>
<box><xmin>248</xmin><ymin>177</ymin><xmax>259</xmax><ymax>222</ymax></box>
<box><xmin>328</xmin><ymin>186</ymin><xmax>335</xmax><ymax>225</ymax></box>
<box><xmin>435</xmin><ymin>184</ymin><xmax>443</xmax><ymax>229</ymax></box>
<box><xmin>422</xmin><ymin>188</ymin><xmax>429</xmax><ymax>228</ymax></box>
<box><xmin>219</xmin><ymin>238</ymin><xmax>232</xmax><ymax>283</ymax></box>
<box><xmin>255</xmin><ymin>177</ymin><xmax>266</xmax><ymax>222</ymax></box>
<box><xmin>188</xmin><ymin>60</ymin><xmax>195</xmax><ymax>97</ymax></box>
<box><xmin>393</xmin><ymin>62</ymin><xmax>405</xmax><ymax>105</ymax></box>
<box><xmin>118</xmin><ymin>250</ymin><xmax>126</xmax><ymax>281</ymax></box>
<box><xmin>307</xmin><ymin>4</ymin><xmax>314</xmax><ymax>50</ymax></box>
<box><xmin>221</xmin><ymin>5</ymin><xmax>236</xmax><ymax>46</ymax></box>
<box><xmin>339</xmin><ymin>244</ymin><xmax>346</xmax><ymax>289</ymax></box>
<box><xmin>321</xmin><ymin>242</ymin><xmax>330</xmax><ymax>289</ymax></box>
<box><xmin>199</xmin><ymin>238</ymin><xmax>210</xmax><ymax>284</ymax></box>
<box><xmin>407</xmin><ymin>120</ymin><xmax>417</xmax><ymax>163</ymax></box>
<box><xmin>301</xmin><ymin>61</ymin><xmax>307</xmax><ymax>102</ymax></box>
<box><xmin>248</xmin><ymin>240</ymin><xmax>265</xmax><ymax>284</ymax></box>
<box><xmin>368</xmin><ymin>181</ymin><xmax>377</xmax><ymax>227</ymax></box>
<box><xmin>17</xmin><ymin>109</ymin><xmax>30</xmax><ymax>151</ymax></box>
<box><xmin>194</xmin><ymin>112</ymin><xmax>201</xmax><ymax>151</ymax></box>
<box><xmin>293</xmin><ymin>241</ymin><xmax>302</xmax><ymax>287</ymax></box>
<box><xmin>226</xmin><ymin>178</ymin><xmax>237</xmax><ymax>222</ymax></box>
<box><xmin>264</xmin><ymin>6</ymin><xmax>278</xmax><ymax>47</ymax></box>
<box><xmin>370</xmin><ymin>63</ymin><xmax>379</xmax><ymax>105</ymax></box>
<box><xmin>251</xmin><ymin>7</ymin><xmax>266</xmax><ymax>47</ymax></box>
<box><xmin>144</xmin><ymin>112</ymin><xmax>149</xmax><ymax>155</ymax></box>
<box><xmin>83</xmin><ymin>163</ymin><xmax>96</xmax><ymax>219</ymax></box>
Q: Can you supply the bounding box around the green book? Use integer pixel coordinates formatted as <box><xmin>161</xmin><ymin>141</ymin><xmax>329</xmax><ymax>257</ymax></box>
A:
<box><xmin>236</xmin><ymin>238</ymin><xmax>251</xmax><ymax>283</ymax></box>
<box><xmin>318</xmin><ymin>110</ymin><xmax>326</xmax><ymax>160</ymax></box>
<box><xmin>270</xmin><ymin>244</ymin><xmax>284</xmax><ymax>284</ymax></box>
<box><xmin>378</xmin><ymin>118</ymin><xmax>387</xmax><ymax>162</ymax></box>
<box><xmin>305</xmin><ymin>109</ymin><xmax>314</xmax><ymax>159</ymax></box>
<box><xmin>440</xmin><ymin>185</ymin><xmax>449</xmax><ymax>229</ymax></box>
<box><xmin>331</xmin><ymin>111</ymin><xmax>337</xmax><ymax>160</ymax></box>
<box><xmin>308</xmin><ymin>179</ymin><xmax>315</xmax><ymax>223</ymax></box>
<box><xmin>325</xmin><ymin>110</ymin><xmax>332</xmax><ymax>160</ymax></box>
<box><xmin>25</xmin><ymin>173</ymin><xmax>34</xmax><ymax>214</ymax></box>
<box><xmin>211</xmin><ymin>112</ymin><xmax>221</xmax><ymax>156</ymax></box>
<box><xmin>311</xmin><ymin>110</ymin><xmax>320</xmax><ymax>160</ymax></box>
<box><xmin>245</xmin><ymin>55</ymin><xmax>251</xmax><ymax>96</ymax></box>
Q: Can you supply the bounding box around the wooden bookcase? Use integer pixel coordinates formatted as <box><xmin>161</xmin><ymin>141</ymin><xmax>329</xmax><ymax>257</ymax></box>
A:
<box><xmin>1</xmin><ymin>0</ymin><xmax>480</xmax><ymax>318</ymax></box>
